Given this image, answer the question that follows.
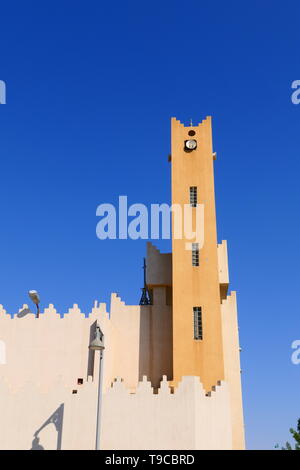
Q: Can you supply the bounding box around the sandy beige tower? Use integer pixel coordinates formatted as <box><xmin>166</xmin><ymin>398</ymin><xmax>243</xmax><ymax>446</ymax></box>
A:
<box><xmin>171</xmin><ymin>116</ymin><xmax>245</xmax><ymax>449</ymax></box>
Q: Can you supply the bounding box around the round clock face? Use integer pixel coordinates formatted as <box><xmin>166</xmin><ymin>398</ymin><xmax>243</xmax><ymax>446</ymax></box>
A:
<box><xmin>185</xmin><ymin>139</ymin><xmax>197</xmax><ymax>150</ymax></box>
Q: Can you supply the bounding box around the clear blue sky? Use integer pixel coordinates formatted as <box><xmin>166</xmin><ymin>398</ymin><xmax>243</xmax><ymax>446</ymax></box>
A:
<box><xmin>0</xmin><ymin>0</ymin><xmax>299</xmax><ymax>450</ymax></box>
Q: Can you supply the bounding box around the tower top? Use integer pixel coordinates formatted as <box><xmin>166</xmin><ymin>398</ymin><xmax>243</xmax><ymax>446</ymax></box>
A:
<box><xmin>171</xmin><ymin>116</ymin><xmax>212</xmax><ymax>129</ymax></box>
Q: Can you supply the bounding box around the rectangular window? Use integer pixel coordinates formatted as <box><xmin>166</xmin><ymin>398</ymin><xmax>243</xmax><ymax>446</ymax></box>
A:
<box><xmin>193</xmin><ymin>306</ymin><xmax>203</xmax><ymax>340</ymax></box>
<box><xmin>190</xmin><ymin>186</ymin><xmax>197</xmax><ymax>207</ymax></box>
<box><xmin>192</xmin><ymin>243</ymin><xmax>199</xmax><ymax>266</ymax></box>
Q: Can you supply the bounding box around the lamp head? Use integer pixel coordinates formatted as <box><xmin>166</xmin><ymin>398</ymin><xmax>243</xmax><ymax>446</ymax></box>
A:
<box><xmin>89</xmin><ymin>325</ymin><xmax>105</xmax><ymax>351</ymax></box>
<box><xmin>28</xmin><ymin>290</ymin><xmax>40</xmax><ymax>305</ymax></box>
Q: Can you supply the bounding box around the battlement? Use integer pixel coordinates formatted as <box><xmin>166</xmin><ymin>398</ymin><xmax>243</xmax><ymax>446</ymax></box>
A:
<box><xmin>171</xmin><ymin>116</ymin><xmax>211</xmax><ymax>128</ymax></box>
<box><xmin>0</xmin><ymin>373</ymin><xmax>232</xmax><ymax>450</ymax></box>
<box><xmin>0</xmin><ymin>299</ymin><xmax>111</xmax><ymax>319</ymax></box>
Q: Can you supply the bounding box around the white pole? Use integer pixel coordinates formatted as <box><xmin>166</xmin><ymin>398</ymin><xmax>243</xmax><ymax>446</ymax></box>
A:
<box><xmin>95</xmin><ymin>349</ymin><xmax>104</xmax><ymax>450</ymax></box>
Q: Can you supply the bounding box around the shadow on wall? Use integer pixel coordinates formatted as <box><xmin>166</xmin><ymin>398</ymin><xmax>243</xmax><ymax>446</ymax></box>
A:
<box><xmin>138</xmin><ymin>304</ymin><xmax>173</xmax><ymax>390</ymax></box>
<box><xmin>31</xmin><ymin>403</ymin><xmax>64</xmax><ymax>450</ymax></box>
<box><xmin>17</xmin><ymin>307</ymin><xmax>33</xmax><ymax>318</ymax></box>
<box><xmin>138</xmin><ymin>306</ymin><xmax>152</xmax><ymax>385</ymax></box>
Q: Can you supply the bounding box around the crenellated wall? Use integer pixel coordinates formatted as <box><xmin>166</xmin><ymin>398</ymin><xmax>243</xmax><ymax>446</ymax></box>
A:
<box><xmin>0</xmin><ymin>291</ymin><xmax>236</xmax><ymax>449</ymax></box>
<box><xmin>102</xmin><ymin>376</ymin><xmax>232</xmax><ymax>450</ymax></box>
<box><xmin>0</xmin><ymin>370</ymin><xmax>232</xmax><ymax>450</ymax></box>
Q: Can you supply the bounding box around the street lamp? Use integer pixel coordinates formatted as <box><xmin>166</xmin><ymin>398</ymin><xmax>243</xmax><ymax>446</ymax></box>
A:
<box><xmin>28</xmin><ymin>290</ymin><xmax>40</xmax><ymax>318</ymax></box>
<box><xmin>89</xmin><ymin>324</ymin><xmax>105</xmax><ymax>450</ymax></box>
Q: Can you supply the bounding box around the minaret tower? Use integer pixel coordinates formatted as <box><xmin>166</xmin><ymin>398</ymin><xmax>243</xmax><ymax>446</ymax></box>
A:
<box><xmin>171</xmin><ymin>116</ymin><xmax>245</xmax><ymax>449</ymax></box>
<box><xmin>171</xmin><ymin>116</ymin><xmax>224</xmax><ymax>391</ymax></box>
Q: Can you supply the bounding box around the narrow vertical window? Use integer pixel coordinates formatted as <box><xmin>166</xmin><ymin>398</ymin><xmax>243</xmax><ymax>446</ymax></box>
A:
<box><xmin>190</xmin><ymin>186</ymin><xmax>197</xmax><ymax>207</ymax></box>
<box><xmin>193</xmin><ymin>307</ymin><xmax>203</xmax><ymax>340</ymax></box>
<box><xmin>192</xmin><ymin>243</ymin><xmax>199</xmax><ymax>266</ymax></box>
